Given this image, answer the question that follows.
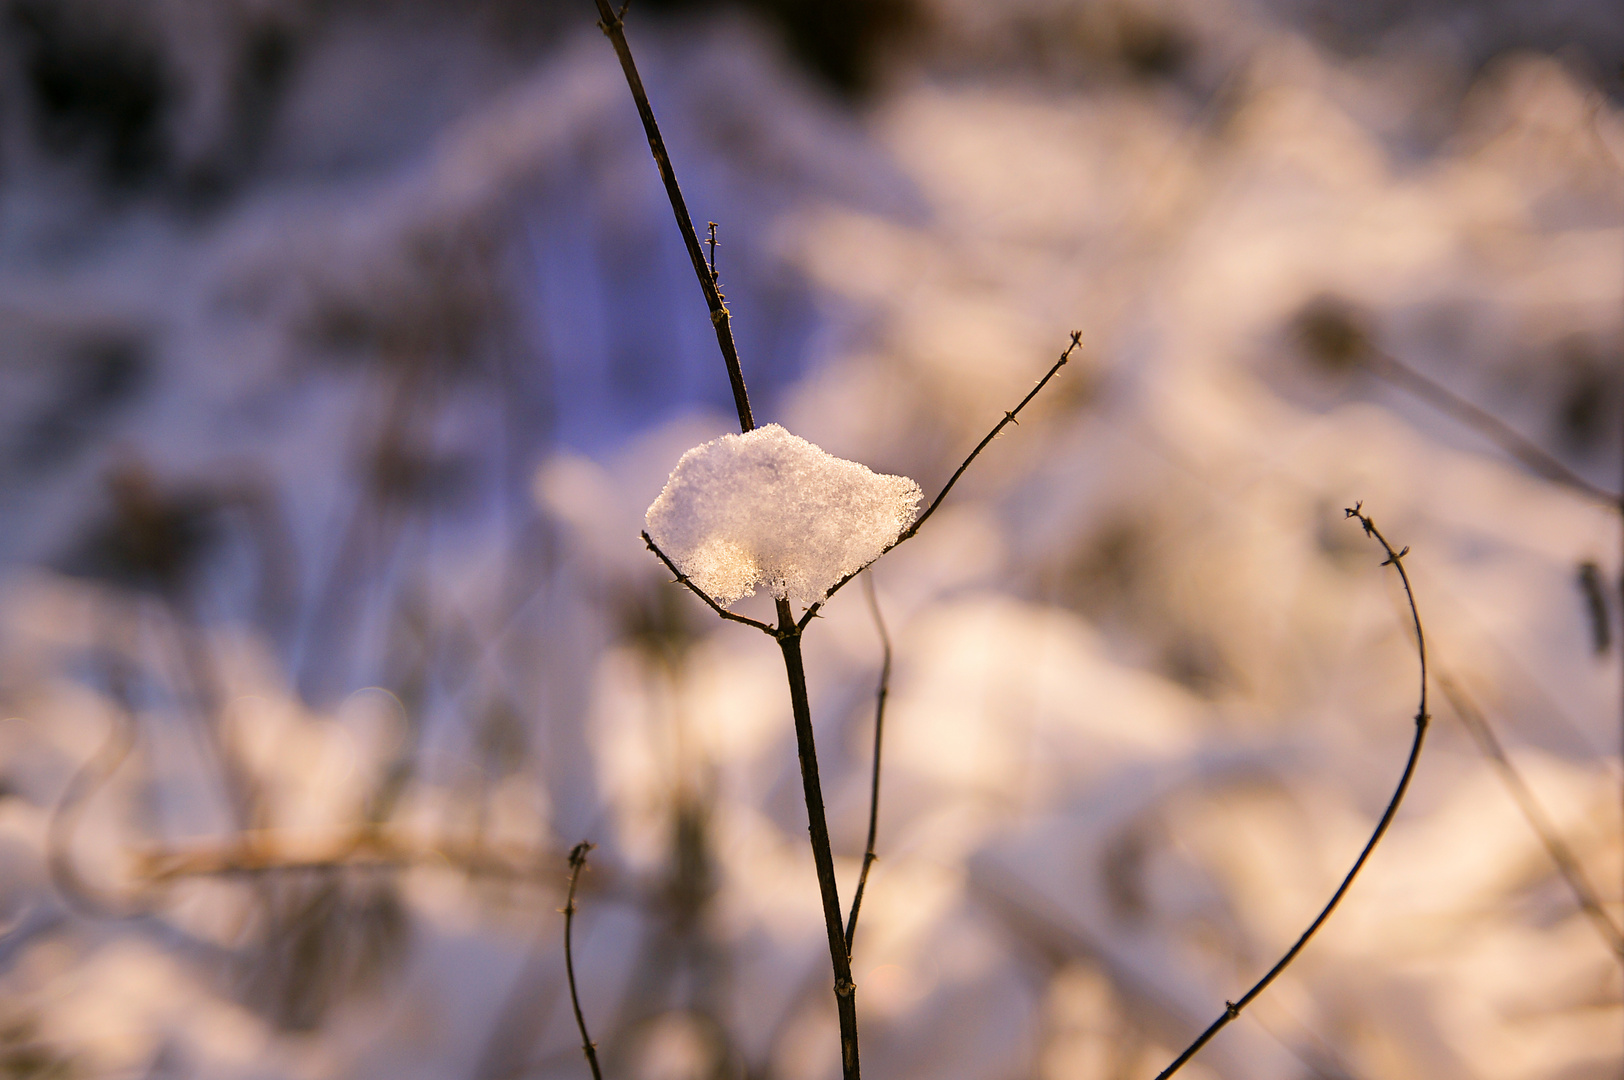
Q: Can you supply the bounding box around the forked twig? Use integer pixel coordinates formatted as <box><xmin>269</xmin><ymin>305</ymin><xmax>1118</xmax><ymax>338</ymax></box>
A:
<box><xmin>642</xmin><ymin>531</ymin><xmax>777</xmax><ymax>635</ymax></box>
<box><xmin>1436</xmin><ymin>674</ymin><xmax>1624</xmax><ymax>958</ymax></box>
<box><xmin>592</xmin><ymin>0</ymin><xmax>754</xmax><ymax>433</ymax></box>
<box><xmin>1154</xmin><ymin>503</ymin><xmax>1431</xmax><ymax>1079</ymax></box>
<box><xmin>564</xmin><ymin>841</ymin><xmax>604</xmax><ymax>1080</ymax></box>
<box><xmin>844</xmin><ymin>572</ymin><xmax>891</xmax><ymax>952</ymax></box>
<box><xmin>799</xmin><ymin>332</ymin><xmax>1082</xmax><ymax>629</ymax></box>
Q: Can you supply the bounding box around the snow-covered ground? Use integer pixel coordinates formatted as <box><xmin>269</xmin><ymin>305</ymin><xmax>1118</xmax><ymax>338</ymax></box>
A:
<box><xmin>0</xmin><ymin>1</ymin><xmax>1621</xmax><ymax>1078</ymax></box>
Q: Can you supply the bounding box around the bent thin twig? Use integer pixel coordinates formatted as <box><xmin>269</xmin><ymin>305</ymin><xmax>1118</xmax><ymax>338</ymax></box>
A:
<box><xmin>564</xmin><ymin>841</ymin><xmax>604</xmax><ymax>1080</ymax></box>
<box><xmin>1154</xmin><ymin>503</ymin><xmax>1431</xmax><ymax>1079</ymax></box>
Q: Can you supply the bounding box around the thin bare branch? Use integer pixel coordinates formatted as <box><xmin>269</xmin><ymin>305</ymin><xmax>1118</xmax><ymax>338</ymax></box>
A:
<box><xmin>844</xmin><ymin>572</ymin><xmax>891</xmax><ymax>953</ymax></box>
<box><xmin>592</xmin><ymin>0</ymin><xmax>754</xmax><ymax>434</ymax></box>
<box><xmin>1435</xmin><ymin>674</ymin><xmax>1624</xmax><ymax>959</ymax></box>
<box><xmin>799</xmin><ymin>332</ymin><xmax>1081</xmax><ymax>630</ymax></box>
<box><xmin>1154</xmin><ymin>504</ymin><xmax>1431</xmax><ymax>1079</ymax></box>
<box><xmin>565</xmin><ymin>841</ymin><xmax>604</xmax><ymax>1080</ymax></box>
<box><xmin>642</xmin><ymin>531</ymin><xmax>777</xmax><ymax>635</ymax></box>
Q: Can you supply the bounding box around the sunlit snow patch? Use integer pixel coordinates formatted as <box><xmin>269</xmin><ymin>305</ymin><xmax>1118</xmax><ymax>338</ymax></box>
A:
<box><xmin>645</xmin><ymin>424</ymin><xmax>922</xmax><ymax>608</ymax></box>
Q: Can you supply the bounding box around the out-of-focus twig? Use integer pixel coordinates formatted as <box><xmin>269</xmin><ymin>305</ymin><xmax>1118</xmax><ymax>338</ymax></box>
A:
<box><xmin>136</xmin><ymin>831</ymin><xmax>564</xmax><ymax>884</ymax></box>
<box><xmin>1362</xmin><ymin>347</ymin><xmax>1616</xmax><ymax>504</ymax></box>
<box><xmin>800</xmin><ymin>332</ymin><xmax>1082</xmax><ymax>628</ymax></box>
<box><xmin>565</xmin><ymin>842</ymin><xmax>604</xmax><ymax>1080</ymax></box>
<box><xmin>591</xmin><ymin>0</ymin><xmax>754</xmax><ymax>434</ymax></box>
<box><xmin>1154</xmin><ymin>504</ymin><xmax>1431</xmax><ymax>1079</ymax></box>
<box><xmin>844</xmin><ymin>572</ymin><xmax>891</xmax><ymax>953</ymax></box>
<box><xmin>1435</xmin><ymin>673</ymin><xmax>1624</xmax><ymax>959</ymax></box>
<box><xmin>48</xmin><ymin>651</ymin><xmax>142</xmax><ymax>917</ymax></box>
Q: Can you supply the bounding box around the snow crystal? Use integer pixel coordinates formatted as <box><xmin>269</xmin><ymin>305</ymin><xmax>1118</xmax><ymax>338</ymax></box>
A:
<box><xmin>645</xmin><ymin>424</ymin><xmax>923</xmax><ymax>608</ymax></box>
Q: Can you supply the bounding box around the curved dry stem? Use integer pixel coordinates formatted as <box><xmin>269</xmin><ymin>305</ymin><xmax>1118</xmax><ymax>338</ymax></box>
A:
<box><xmin>1154</xmin><ymin>503</ymin><xmax>1431</xmax><ymax>1079</ymax></box>
<box><xmin>592</xmin><ymin>0</ymin><xmax>754</xmax><ymax>434</ymax></box>
<box><xmin>844</xmin><ymin>572</ymin><xmax>891</xmax><ymax>952</ymax></box>
<box><xmin>1436</xmin><ymin>675</ymin><xmax>1624</xmax><ymax>958</ymax></box>
<box><xmin>564</xmin><ymin>841</ymin><xmax>604</xmax><ymax>1080</ymax></box>
<box><xmin>642</xmin><ymin>531</ymin><xmax>777</xmax><ymax>635</ymax></box>
<box><xmin>799</xmin><ymin>332</ymin><xmax>1081</xmax><ymax>630</ymax></box>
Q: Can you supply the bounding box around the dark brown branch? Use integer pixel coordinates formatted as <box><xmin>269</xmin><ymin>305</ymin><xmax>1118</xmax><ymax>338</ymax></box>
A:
<box><xmin>776</xmin><ymin>598</ymin><xmax>861</xmax><ymax>1080</ymax></box>
<box><xmin>844</xmin><ymin>572</ymin><xmax>890</xmax><ymax>952</ymax></box>
<box><xmin>799</xmin><ymin>332</ymin><xmax>1081</xmax><ymax>630</ymax></box>
<box><xmin>592</xmin><ymin>0</ymin><xmax>754</xmax><ymax>434</ymax></box>
<box><xmin>1364</xmin><ymin>347</ymin><xmax>1616</xmax><ymax>505</ymax></box>
<box><xmin>1155</xmin><ymin>504</ymin><xmax>1431</xmax><ymax>1079</ymax></box>
<box><xmin>564</xmin><ymin>841</ymin><xmax>604</xmax><ymax>1080</ymax></box>
<box><xmin>642</xmin><ymin>531</ymin><xmax>777</xmax><ymax>635</ymax></box>
<box><xmin>1435</xmin><ymin>674</ymin><xmax>1624</xmax><ymax>959</ymax></box>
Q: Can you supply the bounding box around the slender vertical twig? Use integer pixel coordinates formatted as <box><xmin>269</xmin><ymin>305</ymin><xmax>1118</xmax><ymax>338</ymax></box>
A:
<box><xmin>776</xmin><ymin>597</ymin><xmax>861</xmax><ymax>1080</ymax></box>
<box><xmin>564</xmin><ymin>842</ymin><xmax>604</xmax><ymax>1080</ymax></box>
<box><xmin>1435</xmin><ymin>674</ymin><xmax>1624</xmax><ymax>958</ymax></box>
<box><xmin>1153</xmin><ymin>504</ymin><xmax>1430</xmax><ymax>1080</ymax></box>
<box><xmin>844</xmin><ymin>573</ymin><xmax>891</xmax><ymax>952</ymax></box>
<box><xmin>591</xmin><ymin>0</ymin><xmax>754</xmax><ymax>434</ymax></box>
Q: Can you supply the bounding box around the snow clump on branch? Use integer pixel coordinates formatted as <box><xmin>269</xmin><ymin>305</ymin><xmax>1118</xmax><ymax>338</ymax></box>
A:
<box><xmin>645</xmin><ymin>424</ymin><xmax>922</xmax><ymax>608</ymax></box>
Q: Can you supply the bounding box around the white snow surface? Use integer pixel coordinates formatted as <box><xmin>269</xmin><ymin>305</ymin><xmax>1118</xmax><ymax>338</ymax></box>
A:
<box><xmin>645</xmin><ymin>424</ymin><xmax>922</xmax><ymax>607</ymax></box>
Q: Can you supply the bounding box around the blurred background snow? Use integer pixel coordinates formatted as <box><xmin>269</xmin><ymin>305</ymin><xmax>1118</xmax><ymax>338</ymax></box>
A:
<box><xmin>0</xmin><ymin>0</ymin><xmax>1622</xmax><ymax>1078</ymax></box>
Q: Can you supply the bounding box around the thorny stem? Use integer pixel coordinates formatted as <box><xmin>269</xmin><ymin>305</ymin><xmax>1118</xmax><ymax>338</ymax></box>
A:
<box><xmin>1154</xmin><ymin>504</ymin><xmax>1431</xmax><ymax>1080</ymax></box>
<box><xmin>565</xmin><ymin>842</ymin><xmax>604</xmax><ymax>1080</ymax></box>
<box><xmin>799</xmin><ymin>332</ymin><xmax>1082</xmax><ymax>629</ymax></box>
<box><xmin>844</xmin><ymin>573</ymin><xmax>891</xmax><ymax>952</ymax></box>
<box><xmin>1436</xmin><ymin>674</ymin><xmax>1624</xmax><ymax>958</ymax></box>
<box><xmin>592</xmin><ymin>0</ymin><xmax>754</xmax><ymax>434</ymax></box>
<box><xmin>777</xmin><ymin>597</ymin><xmax>861</xmax><ymax>1080</ymax></box>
